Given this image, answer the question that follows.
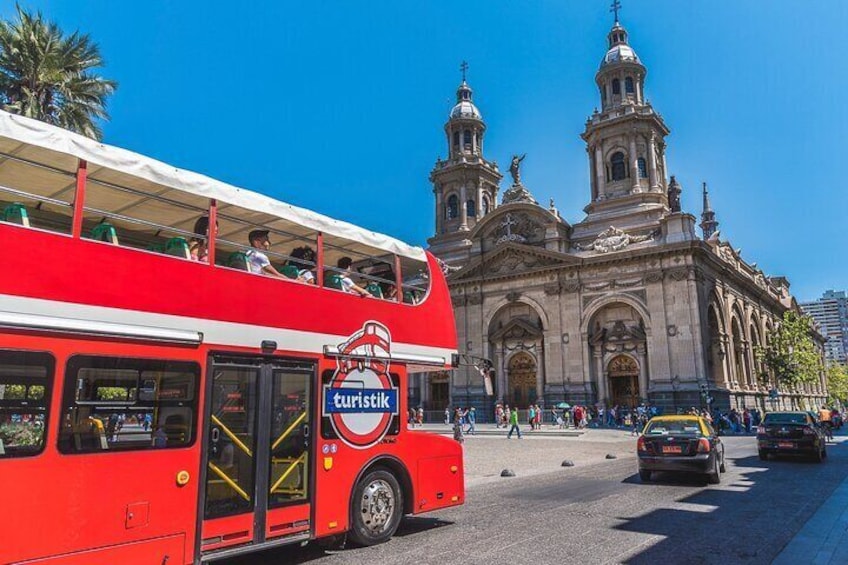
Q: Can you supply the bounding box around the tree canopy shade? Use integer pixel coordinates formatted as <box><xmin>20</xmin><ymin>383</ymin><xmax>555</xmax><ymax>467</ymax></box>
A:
<box><xmin>826</xmin><ymin>363</ymin><xmax>848</xmax><ymax>405</ymax></box>
<box><xmin>756</xmin><ymin>311</ymin><xmax>823</xmax><ymax>388</ymax></box>
<box><xmin>0</xmin><ymin>6</ymin><xmax>116</xmax><ymax>140</ymax></box>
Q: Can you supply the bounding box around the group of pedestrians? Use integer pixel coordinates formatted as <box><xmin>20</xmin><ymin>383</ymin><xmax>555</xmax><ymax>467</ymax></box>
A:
<box><xmin>710</xmin><ymin>406</ymin><xmax>761</xmax><ymax>434</ymax></box>
<box><xmin>444</xmin><ymin>406</ymin><xmax>477</xmax><ymax>443</ymax></box>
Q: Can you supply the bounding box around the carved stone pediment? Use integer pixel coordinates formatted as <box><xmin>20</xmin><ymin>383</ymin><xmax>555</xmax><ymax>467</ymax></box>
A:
<box><xmin>575</xmin><ymin>226</ymin><xmax>656</xmax><ymax>254</ymax></box>
<box><xmin>487</xmin><ymin>212</ymin><xmax>546</xmax><ymax>247</ymax></box>
<box><xmin>450</xmin><ymin>242</ymin><xmax>579</xmax><ymax>282</ymax></box>
<box><xmin>490</xmin><ymin>317</ymin><xmax>543</xmax><ymax>342</ymax></box>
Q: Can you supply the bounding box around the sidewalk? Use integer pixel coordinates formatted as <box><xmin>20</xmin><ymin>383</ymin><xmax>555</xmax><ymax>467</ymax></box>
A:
<box><xmin>409</xmin><ymin>422</ymin><xmax>624</xmax><ymax>438</ymax></box>
<box><xmin>773</xmin><ymin>437</ymin><xmax>848</xmax><ymax>565</ymax></box>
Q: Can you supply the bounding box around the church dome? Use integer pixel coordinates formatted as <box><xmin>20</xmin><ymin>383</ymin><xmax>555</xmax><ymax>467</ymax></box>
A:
<box><xmin>449</xmin><ymin>80</ymin><xmax>482</xmax><ymax>120</ymax></box>
<box><xmin>601</xmin><ymin>43</ymin><xmax>640</xmax><ymax>67</ymax></box>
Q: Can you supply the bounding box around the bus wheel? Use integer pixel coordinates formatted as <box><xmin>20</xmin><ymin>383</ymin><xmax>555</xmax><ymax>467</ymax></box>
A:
<box><xmin>349</xmin><ymin>468</ymin><xmax>403</xmax><ymax>546</ymax></box>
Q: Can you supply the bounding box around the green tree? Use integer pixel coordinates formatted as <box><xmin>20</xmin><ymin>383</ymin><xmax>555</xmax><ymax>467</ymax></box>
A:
<box><xmin>0</xmin><ymin>5</ymin><xmax>117</xmax><ymax>140</ymax></box>
<box><xmin>826</xmin><ymin>363</ymin><xmax>848</xmax><ymax>405</ymax></box>
<box><xmin>756</xmin><ymin>311</ymin><xmax>823</xmax><ymax>388</ymax></box>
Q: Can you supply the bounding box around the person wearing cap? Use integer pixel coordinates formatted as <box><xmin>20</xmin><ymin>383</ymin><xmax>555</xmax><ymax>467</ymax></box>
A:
<box><xmin>246</xmin><ymin>229</ymin><xmax>287</xmax><ymax>278</ymax></box>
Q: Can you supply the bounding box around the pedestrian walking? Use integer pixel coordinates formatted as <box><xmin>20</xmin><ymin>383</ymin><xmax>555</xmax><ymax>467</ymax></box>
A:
<box><xmin>453</xmin><ymin>413</ymin><xmax>464</xmax><ymax>443</ymax></box>
<box><xmin>507</xmin><ymin>405</ymin><xmax>522</xmax><ymax>439</ymax></box>
<box><xmin>528</xmin><ymin>404</ymin><xmax>536</xmax><ymax>431</ymax></box>
<box><xmin>416</xmin><ymin>406</ymin><xmax>424</xmax><ymax>427</ymax></box>
<box><xmin>444</xmin><ymin>407</ymin><xmax>450</xmax><ymax>425</ymax></box>
<box><xmin>465</xmin><ymin>407</ymin><xmax>476</xmax><ymax>435</ymax></box>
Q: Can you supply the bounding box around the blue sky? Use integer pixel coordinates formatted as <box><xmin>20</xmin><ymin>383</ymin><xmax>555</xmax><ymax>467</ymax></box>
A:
<box><xmin>6</xmin><ymin>1</ymin><xmax>847</xmax><ymax>300</ymax></box>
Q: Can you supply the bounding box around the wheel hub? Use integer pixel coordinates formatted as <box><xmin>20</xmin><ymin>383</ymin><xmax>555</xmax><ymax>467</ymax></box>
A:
<box><xmin>360</xmin><ymin>479</ymin><xmax>395</xmax><ymax>533</ymax></box>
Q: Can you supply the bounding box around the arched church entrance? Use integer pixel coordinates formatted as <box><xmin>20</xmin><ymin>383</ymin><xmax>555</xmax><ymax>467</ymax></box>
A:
<box><xmin>507</xmin><ymin>352</ymin><xmax>537</xmax><ymax>407</ymax></box>
<box><xmin>607</xmin><ymin>355</ymin><xmax>640</xmax><ymax>408</ymax></box>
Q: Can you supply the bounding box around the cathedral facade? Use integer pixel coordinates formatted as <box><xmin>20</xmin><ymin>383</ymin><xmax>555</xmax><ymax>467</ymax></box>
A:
<box><xmin>418</xmin><ymin>17</ymin><xmax>827</xmax><ymax>417</ymax></box>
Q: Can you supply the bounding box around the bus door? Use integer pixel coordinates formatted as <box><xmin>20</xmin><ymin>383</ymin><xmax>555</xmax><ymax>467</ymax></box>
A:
<box><xmin>199</xmin><ymin>356</ymin><xmax>314</xmax><ymax>556</ymax></box>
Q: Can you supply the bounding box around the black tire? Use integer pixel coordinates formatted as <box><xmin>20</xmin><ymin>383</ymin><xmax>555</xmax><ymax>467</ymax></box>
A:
<box><xmin>348</xmin><ymin>468</ymin><xmax>403</xmax><ymax>547</ymax></box>
<box><xmin>707</xmin><ymin>456</ymin><xmax>721</xmax><ymax>484</ymax></box>
<box><xmin>639</xmin><ymin>469</ymin><xmax>652</xmax><ymax>482</ymax></box>
<box><xmin>719</xmin><ymin>453</ymin><xmax>726</xmax><ymax>473</ymax></box>
<box><xmin>758</xmin><ymin>450</ymin><xmax>768</xmax><ymax>461</ymax></box>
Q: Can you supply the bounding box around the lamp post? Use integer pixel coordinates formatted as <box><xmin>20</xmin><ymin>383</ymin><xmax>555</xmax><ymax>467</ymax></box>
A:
<box><xmin>671</xmin><ymin>375</ymin><xmax>680</xmax><ymax>414</ymax></box>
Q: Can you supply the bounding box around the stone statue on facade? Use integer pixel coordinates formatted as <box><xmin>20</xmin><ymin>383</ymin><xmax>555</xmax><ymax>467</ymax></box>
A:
<box><xmin>509</xmin><ymin>153</ymin><xmax>526</xmax><ymax>185</ymax></box>
<box><xmin>668</xmin><ymin>175</ymin><xmax>682</xmax><ymax>213</ymax></box>
<box><xmin>576</xmin><ymin>225</ymin><xmax>654</xmax><ymax>253</ymax></box>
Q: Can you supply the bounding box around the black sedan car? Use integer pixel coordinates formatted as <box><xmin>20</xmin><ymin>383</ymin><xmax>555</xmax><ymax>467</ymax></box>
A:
<box><xmin>637</xmin><ymin>415</ymin><xmax>725</xmax><ymax>484</ymax></box>
<box><xmin>757</xmin><ymin>411</ymin><xmax>827</xmax><ymax>462</ymax></box>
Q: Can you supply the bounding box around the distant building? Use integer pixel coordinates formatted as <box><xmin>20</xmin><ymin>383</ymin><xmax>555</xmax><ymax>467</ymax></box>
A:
<box><xmin>801</xmin><ymin>291</ymin><xmax>848</xmax><ymax>365</ymax></box>
<box><xmin>416</xmin><ymin>13</ymin><xmax>827</xmax><ymax>416</ymax></box>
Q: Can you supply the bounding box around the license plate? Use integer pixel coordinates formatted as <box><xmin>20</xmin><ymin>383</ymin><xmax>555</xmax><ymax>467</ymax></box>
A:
<box><xmin>662</xmin><ymin>446</ymin><xmax>682</xmax><ymax>454</ymax></box>
<box><xmin>778</xmin><ymin>441</ymin><xmax>794</xmax><ymax>448</ymax></box>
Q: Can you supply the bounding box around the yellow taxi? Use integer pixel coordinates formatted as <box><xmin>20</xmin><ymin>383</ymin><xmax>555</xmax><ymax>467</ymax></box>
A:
<box><xmin>637</xmin><ymin>415</ymin><xmax>725</xmax><ymax>484</ymax></box>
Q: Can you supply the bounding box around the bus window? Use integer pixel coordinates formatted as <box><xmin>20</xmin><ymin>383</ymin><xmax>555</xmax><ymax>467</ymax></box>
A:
<box><xmin>321</xmin><ymin>234</ymin><xmax>401</xmax><ymax>300</ymax></box>
<box><xmin>398</xmin><ymin>255</ymin><xmax>430</xmax><ymax>305</ymax></box>
<box><xmin>58</xmin><ymin>356</ymin><xmax>199</xmax><ymax>454</ymax></box>
<box><xmin>0</xmin><ymin>350</ymin><xmax>54</xmax><ymax>458</ymax></box>
<box><xmin>0</xmin><ymin>153</ymin><xmax>77</xmax><ymax>235</ymax></box>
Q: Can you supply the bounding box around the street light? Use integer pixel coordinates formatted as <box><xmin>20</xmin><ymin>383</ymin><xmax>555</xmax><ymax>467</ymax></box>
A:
<box><xmin>671</xmin><ymin>375</ymin><xmax>680</xmax><ymax>414</ymax></box>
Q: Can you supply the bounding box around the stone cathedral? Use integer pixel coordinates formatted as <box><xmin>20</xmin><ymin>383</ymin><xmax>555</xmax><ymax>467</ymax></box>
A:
<box><xmin>416</xmin><ymin>16</ymin><xmax>827</xmax><ymax>417</ymax></box>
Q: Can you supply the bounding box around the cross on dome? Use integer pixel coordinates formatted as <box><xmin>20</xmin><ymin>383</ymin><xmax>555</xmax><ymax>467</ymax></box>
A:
<box><xmin>610</xmin><ymin>0</ymin><xmax>622</xmax><ymax>23</ymax></box>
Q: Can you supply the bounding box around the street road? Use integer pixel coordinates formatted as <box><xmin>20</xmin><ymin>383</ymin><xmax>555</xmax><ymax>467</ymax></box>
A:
<box><xmin>225</xmin><ymin>431</ymin><xmax>848</xmax><ymax>565</ymax></box>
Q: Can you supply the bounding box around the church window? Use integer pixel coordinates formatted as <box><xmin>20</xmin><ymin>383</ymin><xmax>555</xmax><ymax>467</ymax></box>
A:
<box><xmin>611</xmin><ymin>152</ymin><xmax>626</xmax><ymax>181</ymax></box>
<box><xmin>637</xmin><ymin>157</ymin><xmax>647</xmax><ymax>178</ymax></box>
<box><xmin>612</xmin><ymin>79</ymin><xmax>621</xmax><ymax>95</ymax></box>
<box><xmin>625</xmin><ymin>76</ymin><xmax>634</xmax><ymax>94</ymax></box>
<box><xmin>466</xmin><ymin>199</ymin><xmax>476</xmax><ymax>217</ymax></box>
<box><xmin>482</xmin><ymin>197</ymin><xmax>490</xmax><ymax>215</ymax></box>
<box><xmin>452</xmin><ymin>130</ymin><xmax>459</xmax><ymax>147</ymax></box>
<box><xmin>447</xmin><ymin>195</ymin><xmax>459</xmax><ymax>219</ymax></box>
<box><xmin>463</xmin><ymin>129</ymin><xmax>472</xmax><ymax>148</ymax></box>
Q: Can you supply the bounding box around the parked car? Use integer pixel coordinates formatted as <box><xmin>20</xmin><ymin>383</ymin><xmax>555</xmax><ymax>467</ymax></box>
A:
<box><xmin>637</xmin><ymin>415</ymin><xmax>725</xmax><ymax>484</ymax></box>
<box><xmin>756</xmin><ymin>411</ymin><xmax>826</xmax><ymax>462</ymax></box>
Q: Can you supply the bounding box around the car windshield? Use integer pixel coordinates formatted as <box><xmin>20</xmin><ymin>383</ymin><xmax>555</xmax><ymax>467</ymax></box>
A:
<box><xmin>763</xmin><ymin>413</ymin><xmax>809</xmax><ymax>425</ymax></box>
<box><xmin>643</xmin><ymin>420</ymin><xmax>703</xmax><ymax>436</ymax></box>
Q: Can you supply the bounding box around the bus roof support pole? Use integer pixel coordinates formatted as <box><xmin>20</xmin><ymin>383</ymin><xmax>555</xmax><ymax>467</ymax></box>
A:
<box><xmin>395</xmin><ymin>255</ymin><xmax>403</xmax><ymax>303</ymax></box>
<box><xmin>316</xmin><ymin>232</ymin><xmax>324</xmax><ymax>287</ymax></box>
<box><xmin>71</xmin><ymin>160</ymin><xmax>87</xmax><ymax>238</ymax></box>
<box><xmin>207</xmin><ymin>198</ymin><xmax>217</xmax><ymax>266</ymax></box>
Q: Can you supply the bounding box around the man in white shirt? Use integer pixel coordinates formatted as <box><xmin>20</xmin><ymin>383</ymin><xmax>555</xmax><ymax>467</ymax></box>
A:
<box><xmin>336</xmin><ymin>256</ymin><xmax>372</xmax><ymax>297</ymax></box>
<box><xmin>246</xmin><ymin>229</ymin><xmax>288</xmax><ymax>278</ymax></box>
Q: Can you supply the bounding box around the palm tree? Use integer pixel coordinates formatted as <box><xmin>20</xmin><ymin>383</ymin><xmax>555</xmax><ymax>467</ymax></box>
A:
<box><xmin>0</xmin><ymin>6</ymin><xmax>117</xmax><ymax>140</ymax></box>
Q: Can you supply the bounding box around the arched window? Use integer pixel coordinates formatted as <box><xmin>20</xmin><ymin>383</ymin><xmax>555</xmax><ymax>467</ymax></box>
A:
<box><xmin>482</xmin><ymin>196</ymin><xmax>490</xmax><ymax>215</ymax></box>
<box><xmin>611</xmin><ymin>152</ymin><xmax>626</xmax><ymax>181</ymax></box>
<box><xmin>466</xmin><ymin>199</ymin><xmax>476</xmax><ymax>217</ymax></box>
<box><xmin>637</xmin><ymin>157</ymin><xmax>647</xmax><ymax>179</ymax></box>
<box><xmin>612</xmin><ymin>79</ymin><xmax>621</xmax><ymax>95</ymax></box>
<box><xmin>452</xmin><ymin>131</ymin><xmax>459</xmax><ymax>147</ymax></box>
<box><xmin>447</xmin><ymin>195</ymin><xmax>459</xmax><ymax>219</ymax></box>
<box><xmin>625</xmin><ymin>76</ymin><xmax>634</xmax><ymax>94</ymax></box>
<box><xmin>463</xmin><ymin>129</ymin><xmax>472</xmax><ymax>148</ymax></box>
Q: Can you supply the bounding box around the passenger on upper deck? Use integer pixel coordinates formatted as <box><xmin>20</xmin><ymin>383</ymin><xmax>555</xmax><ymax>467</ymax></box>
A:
<box><xmin>287</xmin><ymin>246</ymin><xmax>316</xmax><ymax>284</ymax></box>
<box><xmin>190</xmin><ymin>216</ymin><xmax>215</xmax><ymax>262</ymax></box>
<box><xmin>246</xmin><ymin>229</ymin><xmax>288</xmax><ymax>278</ymax></box>
<box><xmin>335</xmin><ymin>256</ymin><xmax>372</xmax><ymax>297</ymax></box>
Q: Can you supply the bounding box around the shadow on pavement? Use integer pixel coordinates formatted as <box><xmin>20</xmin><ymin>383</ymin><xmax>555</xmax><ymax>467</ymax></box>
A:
<box><xmin>614</xmin><ymin>438</ymin><xmax>847</xmax><ymax>564</ymax></box>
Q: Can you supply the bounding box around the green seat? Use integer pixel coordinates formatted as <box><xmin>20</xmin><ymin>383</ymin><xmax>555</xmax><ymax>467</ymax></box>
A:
<box><xmin>165</xmin><ymin>237</ymin><xmax>190</xmax><ymax>259</ymax></box>
<box><xmin>325</xmin><ymin>274</ymin><xmax>344</xmax><ymax>291</ymax></box>
<box><xmin>227</xmin><ymin>252</ymin><xmax>248</xmax><ymax>270</ymax></box>
<box><xmin>146</xmin><ymin>243</ymin><xmax>165</xmax><ymax>253</ymax></box>
<box><xmin>2</xmin><ymin>203</ymin><xmax>29</xmax><ymax>227</ymax></box>
<box><xmin>403</xmin><ymin>290</ymin><xmax>418</xmax><ymax>305</ymax></box>
<box><xmin>365</xmin><ymin>283</ymin><xmax>383</xmax><ymax>299</ymax></box>
<box><xmin>279</xmin><ymin>265</ymin><xmax>300</xmax><ymax>279</ymax></box>
<box><xmin>90</xmin><ymin>222</ymin><xmax>118</xmax><ymax>244</ymax></box>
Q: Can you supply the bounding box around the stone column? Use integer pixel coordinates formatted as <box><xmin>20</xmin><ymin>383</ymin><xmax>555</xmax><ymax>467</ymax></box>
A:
<box><xmin>629</xmin><ymin>134</ymin><xmax>640</xmax><ymax>193</ymax></box>
<box><xmin>588</xmin><ymin>147</ymin><xmax>597</xmax><ymax>200</ymax></box>
<box><xmin>594</xmin><ymin>146</ymin><xmax>605</xmax><ymax>199</ymax></box>
<box><xmin>635</xmin><ymin>76</ymin><xmax>642</xmax><ymax>104</ymax></box>
<box><xmin>459</xmin><ymin>183</ymin><xmax>468</xmax><ymax>231</ymax></box>
<box><xmin>594</xmin><ymin>349</ymin><xmax>606</xmax><ymax>404</ymax></box>
<box><xmin>477</xmin><ymin>180</ymin><xmax>483</xmax><ymax>217</ymax></box>
<box><xmin>471</xmin><ymin>128</ymin><xmax>477</xmax><ymax>155</ymax></box>
<box><xmin>648</xmin><ymin>134</ymin><xmax>659</xmax><ymax>190</ymax></box>
<box><xmin>637</xmin><ymin>345</ymin><xmax>649</xmax><ymax>401</ymax></box>
<box><xmin>435</xmin><ymin>189</ymin><xmax>443</xmax><ymax>234</ymax></box>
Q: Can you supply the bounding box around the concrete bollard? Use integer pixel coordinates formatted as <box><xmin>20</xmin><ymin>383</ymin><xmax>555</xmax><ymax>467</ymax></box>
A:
<box><xmin>605</xmin><ymin>454</ymin><xmax>617</xmax><ymax>459</ymax></box>
<box><xmin>561</xmin><ymin>460</ymin><xmax>575</xmax><ymax>467</ymax></box>
<box><xmin>500</xmin><ymin>469</ymin><xmax>516</xmax><ymax>477</ymax></box>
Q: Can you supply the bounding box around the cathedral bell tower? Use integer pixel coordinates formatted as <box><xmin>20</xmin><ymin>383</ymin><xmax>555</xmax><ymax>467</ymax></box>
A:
<box><xmin>428</xmin><ymin>63</ymin><xmax>503</xmax><ymax>263</ymax></box>
<box><xmin>572</xmin><ymin>11</ymin><xmax>673</xmax><ymax>245</ymax></box>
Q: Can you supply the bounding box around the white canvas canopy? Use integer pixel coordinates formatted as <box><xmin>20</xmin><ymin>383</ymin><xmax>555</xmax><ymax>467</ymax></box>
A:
<box><xmin>0</xmin><ymin>109</ymin><xmax>427</xmax><ymax>262</ymax></box>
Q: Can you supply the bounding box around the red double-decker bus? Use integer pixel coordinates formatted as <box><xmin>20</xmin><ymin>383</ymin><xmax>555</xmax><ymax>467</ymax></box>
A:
<box><xmin>0</xmin><ymin>110</ymin><xmax>463</xmax><ymax>564</ymax></box>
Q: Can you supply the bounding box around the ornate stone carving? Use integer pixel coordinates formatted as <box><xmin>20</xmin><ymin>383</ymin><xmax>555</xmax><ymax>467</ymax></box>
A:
<box><xmin>614</xmin><ymin>278</ymin><xmax>643</xmax><ymax>288</ymax></box>
<box><xmin>492</xmin><ymin>212</ymin><xmax>544</xmax><ymax>246</ymax></box>
<box><xmin>506</xmin><ymin>291</ymin><xmax>521</xmax><ymax>302</ymax></box>
<box><xmin>584</xmin><ymin>281</ymin><xmax>612</xmax><ymax>291</ymax></box>
<box><xmin>562</xmin><ymin>281</ymin><xmax>581</xmax><ymax>293</ymax></box>
<box><xmin>667</xmin><ymin>268</ymin><xmax>689</xmax><ymax>281</ymax></box>
<box><xmin>451</xmin><ymin>294</ymin><xmax>466</xmax><ymax>307</ymax></box>
<box><xmin>644</xmin><ymin>271</ymin><xmax>663</xmax><ymax>283</ymax></box>
<box><xmin>495</xmin><ymin>213</ymin><xmax>526</xmax><ymax>244</ymax></box>
<box><xmin>468</xmin><ymin>294</ymin><xmax>483</xmax><ymax>305</ymax></box>
<box><xmin>576</xmin><ymin>226</ymin><xmax>654</xmax><ymax>253</ymax></box>
<box><xmin>543</xmin><ymin>283</ymin><xmax>561</xmax><ymax>295</ymax></box>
